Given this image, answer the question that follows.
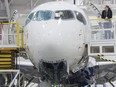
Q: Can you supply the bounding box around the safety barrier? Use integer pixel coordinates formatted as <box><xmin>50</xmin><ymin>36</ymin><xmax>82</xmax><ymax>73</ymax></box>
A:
<box><xmin>0</xmin><ymin>22</ymin><xmax>23</xmax><ymax>49</ymax></box>
<box><xmin>90</xmin><ymin>18</ymin><xmax>116</xmax><ymax>42</ymax></box>
<box><xmin>97</xmin><ymin>54</ymin><xmax>116</xmax><ymax>62</ymax></box>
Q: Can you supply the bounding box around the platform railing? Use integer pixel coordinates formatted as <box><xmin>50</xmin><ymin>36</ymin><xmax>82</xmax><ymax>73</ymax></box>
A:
<box><xmin>89</xmin><ymin>0</ymin><xmax>116</xmax><ymax>5</ymax></box>
<box><xmin>90</xmin><ymin>18</ymin><xmax>116</xmax><ymax>42</ymax></box>
<box><xmin>0</xmin><ymin>22</ymin><xmax>21</xmax><ymax>48</ymax></box>
<box><xmin>0</xmin><ymin>70</ymin><xmax>21</xmax><ymax>87</ymax></box>
<box><xmin>101</xmin><ymin>0</ymin><xmax>116</xmax><ymax>4</ymax></box>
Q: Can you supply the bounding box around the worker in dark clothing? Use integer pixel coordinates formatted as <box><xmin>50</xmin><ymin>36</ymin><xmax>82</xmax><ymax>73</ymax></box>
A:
<box><xmin>102</xmin><ymin>5</ymin><xmax>112</xmax><ymax>28</ymax></box>
<box><xmin>101</xmin><ymin>5</ymin><xmax>113</xmax><ymax>39</ymax></box>
<box><xmin>102</xmin><ymin>5</ymin><xmax>112</xmax><ymax>20</ymax></box>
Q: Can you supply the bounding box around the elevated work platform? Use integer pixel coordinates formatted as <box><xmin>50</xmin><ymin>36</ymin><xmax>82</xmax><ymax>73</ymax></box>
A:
<box><xmin>0</xmin><ymin>22</ymin><xmax>23</xmax><ymax>70</ymax></box>
<box><xmin>88</xmin><ymin>18</ymin><xmax>116</xmax><ymax>62</ymax></box>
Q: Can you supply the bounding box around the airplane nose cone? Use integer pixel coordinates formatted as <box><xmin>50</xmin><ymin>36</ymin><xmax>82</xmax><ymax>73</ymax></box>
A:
<box><xmin>39</xmin><ymin>45</ymin><xmax>64</xmax><ymax>62</ymax></box>
<box><xmin>28</xmin><ymin>21</ymin><xmax>85</xmax><ymax>63</ymax></box>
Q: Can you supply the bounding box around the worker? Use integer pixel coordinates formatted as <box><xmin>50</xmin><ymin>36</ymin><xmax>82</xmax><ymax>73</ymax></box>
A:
<box><xmin>102</xmin><ymin>5</ymin><xmax>112</xmax><ymax>20</ymax></box>
<box><xmin>101</xmin><ymin>5</ymin><xmax>113</xmax><ymax>39</ymax></box>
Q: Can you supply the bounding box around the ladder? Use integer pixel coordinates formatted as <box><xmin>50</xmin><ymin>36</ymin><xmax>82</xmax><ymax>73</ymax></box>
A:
<box><xmin>87</xmin><ymin>2</ymin><xmax>101</xmax><ymax>17</ymax></box>
<box><xmin>78</xmin><ymin>0</ymin><xmax>102</xmax><ymax>17</ymax></box>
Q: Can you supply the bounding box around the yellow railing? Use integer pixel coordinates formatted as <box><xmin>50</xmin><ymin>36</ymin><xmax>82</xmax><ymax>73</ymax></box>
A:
<box><xmin>21</xmin><ymin>31</ymin><xmax>24</xmax><ymax>48</ymax></box>
<box><xmin>16</xmin><ymin>22</ymin><xmax>20</xmax><ymax>46</ymax></box>
<box><xmin>89</xmin><ymin>18</ymin><xmax>115</xmax><ymax>21</ymax></box>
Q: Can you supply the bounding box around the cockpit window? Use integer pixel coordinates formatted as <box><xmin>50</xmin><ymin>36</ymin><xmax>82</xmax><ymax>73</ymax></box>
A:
<box><xmin>75</xmin><ymin>11</ymin><xmax>86</xmax><ymax>25</ymax></box>
<box><xmin>25</xmin><ymin>10</ymin><xmax>76</xmax><ymax>25</ymax></box>
<box><xmin>34</xmin><ymin>10</ymin><xmax>53</xmax><ymax>21</ymax></box>
<box><xmin>55</xmin><ymin>10</ymin><xmax>74</xmax><ymax>20</ymax></box>
<box><xmin>25</xmin><ymin>12</ymin><xmax>34</xmax><ymax>25</ymax></box>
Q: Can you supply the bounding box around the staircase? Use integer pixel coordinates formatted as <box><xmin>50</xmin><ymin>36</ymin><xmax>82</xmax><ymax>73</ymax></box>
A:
<box><xmin>87</xmin><ymin>2</ymin><xmax>101</xmax><ymax>17</ymax></box>
<box><xmin>0</xmin><ymin>50</ymin><xmax>16</xmax><ymax>69</ymax></box>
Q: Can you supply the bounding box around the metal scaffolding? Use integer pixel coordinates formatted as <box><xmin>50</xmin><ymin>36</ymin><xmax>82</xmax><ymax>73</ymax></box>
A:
<box><xmin>0</xmin><ymin>70</ymin><xmax>23</xmax><ymax>87</ymax></box>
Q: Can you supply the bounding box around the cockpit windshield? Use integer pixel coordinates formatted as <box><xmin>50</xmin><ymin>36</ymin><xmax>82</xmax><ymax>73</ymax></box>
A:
<box><xmin>55</xmin><ymin>10</ymin><xmax>74</xmax><ymax>20</ymax></box>
<box><xmin>25</xmin><ymin>10</ymin><xmax>75</xmax><ymax>25</ymax></box>
<box><xmin>34</xmin><ymin>10</ymin><xmax>53</xmax><ymax>21</ymax></box>
<box><xmin>34</xmin><ymin>10</ymin><xmax>75</xmax><ymax>21</ymax></box>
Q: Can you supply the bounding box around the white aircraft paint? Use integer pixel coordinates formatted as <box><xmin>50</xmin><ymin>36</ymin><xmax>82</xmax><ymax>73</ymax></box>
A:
<box><xmin>24</xmin><ymin>1</ymin><xmax>90</xmax><ymax>73</ymax></box>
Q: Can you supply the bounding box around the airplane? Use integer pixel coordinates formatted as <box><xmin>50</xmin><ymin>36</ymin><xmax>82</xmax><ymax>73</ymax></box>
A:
<box><xmin>24</xmin><ymin>1</ymin><xmax>89</xmax><ymax>86</ymax></box>
<box><xmin>6</xmin><ymin>1</ymin><xmax>116</xmax><ymax>87</ymax></box>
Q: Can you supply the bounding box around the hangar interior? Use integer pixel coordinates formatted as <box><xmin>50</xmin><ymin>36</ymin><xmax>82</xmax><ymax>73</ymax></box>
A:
<box><xmin>0</xmin><ymin>0</ymin><xmax>116</xmax><ymax>87</ymax></box>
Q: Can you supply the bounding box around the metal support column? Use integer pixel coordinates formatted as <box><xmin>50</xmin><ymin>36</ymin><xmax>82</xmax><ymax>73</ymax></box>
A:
<box><xmin>95</xmin><ymin>82</ymin><xmax>97</xmax><ymax>87</ymax></box>
<box><xmin>30</xmin><ymin>0</ymin><xmax>33</xmax><ymax>9</ymax></box>
<box><xmin>73</xmin><ymin>0</ymin><xmax>76</xmax><ymax>4</ymax></box>
<box><xmin>103</xmin><ymin>83</ymin><xmax>106</xmax><ymax>87</ymax></box>
<box><xmin>4</xmin><ymin>0</ymin><xmax>10</xmax><ymax>21</ymax></box>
